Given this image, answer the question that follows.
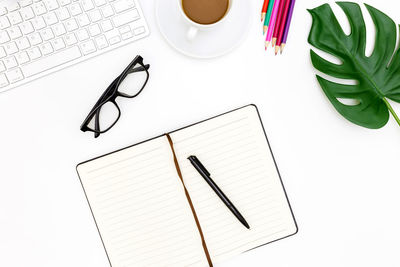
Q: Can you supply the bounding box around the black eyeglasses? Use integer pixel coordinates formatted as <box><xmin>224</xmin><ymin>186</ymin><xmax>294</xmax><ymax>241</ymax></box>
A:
<box><xmin>80</xmin><ymin>55</ymin><xmax>150</xmax><ymax>138</ymax></box>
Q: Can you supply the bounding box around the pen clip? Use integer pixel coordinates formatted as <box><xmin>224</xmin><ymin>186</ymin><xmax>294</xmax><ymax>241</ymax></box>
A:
<box><xmin>188</xmin><ymin>156</ymin><xmax>210</xmax><ymax>176</ymax></box>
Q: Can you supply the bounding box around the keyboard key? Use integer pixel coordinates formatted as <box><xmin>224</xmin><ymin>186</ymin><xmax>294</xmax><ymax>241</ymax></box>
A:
<box><xmin>8</xmin><ymin>27</ymin><xmax>22</xmax><ymax>39</ymax></box>
<box><xmin>56</xmin><ymin>7</ymin><xmax>70</xmax><ymax>21</ymax></box>
<box><xmin>28</xmin><ymin>32</ymin><xmax>42</xmax><ymax>45</ymax></box>
<box><xmin>33</xmin><ymin>2</ymin><xmax>47</xmax><ymax>15</ymax></box>
<box><xmin>89</xmin><ymin>24</ymin><xmax>101</xmax><ymax>36</ymax></box>
<box><xmin>119</xmin><ymin>25</ymin><xmax>130</xmax><ymax>34</ymax></box>
<box><xmin>20</xmin><ymin>21</ymin><xmax>35</xmax><ymax>35</ymax></box>
<box><xmin>0</xmin><ymin>47</ymin><xmax>6</xmax><ymax>58</ymax></box>
<box><xmin>5</xmin><ymin>42</ymin><xmax>18</xmax><ymax>55</ymax></box>
<box><xmin>76</xmin><ymin>29</ymin><xmax>89</xmax><ymax>41</ymax></box>
<box><xmin>121</xmin><ymin>31</ymin><xmax>133</xmax><ymax>40</ymax></box>
<box><xmin>0</xmin><ymin>16</ymin><xmax>11</xmax><ymax>30</ymax></box>
<box><xmin>77</xmin><ymin>14</ymin><xmax>90</xmax><ymax>27</ymax></box>
<box><xmin>95</xmin><ymin>35</ymin><xmax>108</xmax><ymax>49</ymax></box>
<box><xmin>53</xmin><ymin>23</ymin><xmax>66</xmax><ymax>36</ymax></box>
<box><xmin>101</xmin><ymin>20</ymin><xmax>113</xmax><ymax>32</ymax></box>
<box><xmin>89</xmin><ymin>10</ymin><xmax>102</xmax><ymax>22</ymax></box>
<box><xmin>108</xmin><ymin>35</ymin><xmax>120</xmax><ymax>45</ymax></box>
<box><xmin>51</xmin><ymin>38</ymin><xmax>66</xmax><ymax>50</ymax></box>
<box><xmin>69</xmin><ymin>3</ymin><xmax>82</xmax><ymax>16</ymax></box>
<box><xmin>40</xmin><ymin>28</ymin><xmax>54</xmax><ymax>41</ymax></box>
<box><xmin>65</xmin><ymin>19</ymin><xmax>78</xmax><ymax>31</ymax></box>
<box><xmin>80</xmin><ymin>40</ymin><xmax>96</xmax><ymax>55</ymax></box>
<box><xmin>20</xmin><ymin>0</ymin><xmax>33</xmax><ymax>7</ymax></box>
<box><xmin>113</xmin><ymin>0</ymin><xmax>135</xmax><ymax>13</ymax></box>
<box><xmin>16</xmin><ymin>37</ymin><xmax>30</xmax><ymax>50</ymax></box>
<box><xmin>32</xmin><ymin>17</ymin><xmax>46</xmax><ymax>30</ymax></box>
<box><xmin>133</xmin><ymin>26</ymin><xmax>145</xmax><ymax>35</ymax></box>
<box><xmin>8</xmin><ymin>12</ymin><xmax>23</xmax><ymax>25</ymax></box>
<box><xmin>39</xmin><ymin>42</ymin><xmax>53</xmax><ymax>55</ymax></box>
<box><xmin>7</xmin><ymin>68</ymin><xmax>24</xmax><ymax>83</ymax></box>
<box><xmin>44</xmin><ymin>0</ymin><xmax>59</xmax><ymax>11</ymax></box>
<box><xmin>21</xmin><ymin>46</ymin><xmax>81</xmax><ymax>77</ymax></box>
<box><xmin>4</xmin><ymin>56</ymin><xmax>18</xmax><ymax>69</ymax></box>
<box><xmin>65</xmin><ymin>33</ymin><xmax>77</xmax><ymax>46</ymax></box>
<box><xmin>21</xmin><ymin>7</ymin><xmax>35</xmax><ymax>20</ymax></box>
<box><xmin>16</xmin><ymin>52</ymin><xmax>30</xmax><ymax>64</ymax></box>
<box><xmin>0</xmin><ymin>74</ymin><xmax>9</xmax><ymax>88</ymax></box>
<box><xmin>82</xmin><ymin>0</ymin><xmax>95</xmax><ymax>11</ymax></box>
<box><xmin>27</xmin><ymin>47</ymin><xmax>41</xmax><ymax>60</ymax></box>
<box><xmin>43</xmin><ymin>11</ymin><xmax>58</xmax><ymax>25</ymax></box>
<box><xmin>112</xmin><ymin>9</ymin><xmax>139</xmax><ymax>27</ymax></box>
<box><xmin>0</xmin><ymin>31</ymin><xmax>10</xmax><ymax>44</ymax></box>
<box><xmin>0</xmin><ymin>6</ymin><xmax>7</xmax><ymax>16</ymax></box>
<box><xmin>101</xmin><ymin>5</ymin><xmax>114</xmax><ymax>18</ymax></box>
<box><xmin>8</xmin><ymin>2</ymin><xmax>20</xmax><ymax>12</ymax></box>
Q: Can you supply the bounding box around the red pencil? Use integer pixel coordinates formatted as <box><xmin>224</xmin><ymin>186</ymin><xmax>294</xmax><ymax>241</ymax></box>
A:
<box><xmin>276</xmin><ymin>0</ymin><xmax>291</xmax><ymax>54</ymax></box>
<box><xmin>272</xmin><ymin>0</ymin><xmax>285</xmax><ymax>47</ymax></box>
<box><xmin>261</xmin><ymin>0</ymin><xmax>269</xmax><ymax>22</ymax></box>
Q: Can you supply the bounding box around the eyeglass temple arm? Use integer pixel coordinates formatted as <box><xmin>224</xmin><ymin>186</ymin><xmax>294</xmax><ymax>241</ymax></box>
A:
<box><xmin>94</xmin><ymin>108</ymin><xmax>101</xmax><ymax>138</ymax></box>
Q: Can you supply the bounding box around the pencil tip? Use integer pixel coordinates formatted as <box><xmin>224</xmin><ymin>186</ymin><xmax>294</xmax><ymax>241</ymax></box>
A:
<box><xmin>275</xmin><ymin>46</ymin><xmax>280</xmax><ymax>55</ymax></box>
<box><xmin>280</xmin><ymin>44</ymin><xmax>285</xmax><ymax>54</ymax></box>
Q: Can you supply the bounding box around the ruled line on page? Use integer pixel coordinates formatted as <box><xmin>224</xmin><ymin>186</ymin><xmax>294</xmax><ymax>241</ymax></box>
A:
<box><xmin>86</xmin><ymin>146</ymin><xmax>163</xmax><ymax>174</ymax></box>
<box><xmin>86</xmin><ymin>155</ymin><xmax>167</xmax><ymax>183</ymax></box>
<box><xmin>177</xmin><ymin>124</ymin><xmax>252</xmax><ymax>153</ymax></box>
<box><xmin>173</xmin><ymin>116</ymin><xmax>249</xmax><ymax>144</ymax></box>
<box><xmin>175</xmin><ymin>125</ymin><xmax>254</xmax><ymax>155</ymax></box>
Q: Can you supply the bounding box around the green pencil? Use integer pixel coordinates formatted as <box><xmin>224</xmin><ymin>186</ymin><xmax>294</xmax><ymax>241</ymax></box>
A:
<box><xmin>263</xmin><ymin>0</ymin><xmax>275</xmax><ymax>34</ymax></box>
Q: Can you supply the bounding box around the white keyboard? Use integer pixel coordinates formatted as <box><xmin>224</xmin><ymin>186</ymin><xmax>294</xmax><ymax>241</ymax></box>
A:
<box><xmin>0</xmin><ymin>0</ymin><xmax>149</xmax><ymax>93</ymax></box>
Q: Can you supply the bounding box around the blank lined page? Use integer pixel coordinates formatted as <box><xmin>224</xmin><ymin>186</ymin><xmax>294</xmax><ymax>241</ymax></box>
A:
<box><xmin>77</xmin><ymin>136</ymin><xmax>208</xmax><ymax>267</ymax></box>
<box><xmin>170</xmin><ymin>105</ymin><xmax>297</xmax><ymax>264</ymax></box>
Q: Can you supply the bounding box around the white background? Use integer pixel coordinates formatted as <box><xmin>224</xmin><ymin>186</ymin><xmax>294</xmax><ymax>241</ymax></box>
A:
<box><xmin>1</xmin><ymin>0</ymin><xmax>400</xmax><ymax>266</ymax></box>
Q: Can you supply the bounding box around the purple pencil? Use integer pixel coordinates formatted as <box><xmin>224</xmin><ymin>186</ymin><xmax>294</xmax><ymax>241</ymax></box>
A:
<box><xmin>280</xmin><ymin>0</ymin><xmax>296</xmax><ymax>54</ymax></box>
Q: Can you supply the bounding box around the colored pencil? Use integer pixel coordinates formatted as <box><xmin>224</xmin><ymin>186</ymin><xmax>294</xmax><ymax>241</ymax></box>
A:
<box><xmin>261</xmin><ymin>0</ymin><xmax>269</xmax><ymax>22</ymax></box>
<box><xmin>280</xmin><ymin>0</ymin><xmax>296</xmax><ymax>54</ymax></box>
<box><xmin>272</xmin><ymin>0</ymin><xmax>286</xmax><ymax>47</ymax></box>
<box><xmin>275</xmin><ymin>0</ymin><xmax>291</xmax><ymax>54</ymax></box>
<box><xmin>265</xmin><ymin>0</ymin><xmax>280</xmax><ymax>50</ymax></box>
<box><xmin>263</xmin><ymin>0</ymin><xmax>275</xmax><ymax>34</ymax></box>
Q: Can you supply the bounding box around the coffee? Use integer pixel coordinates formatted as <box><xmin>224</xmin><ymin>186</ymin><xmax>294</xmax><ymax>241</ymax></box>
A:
<box><xmin>182</xmin><ymin>0</ymin><xmax>229</xmax><ymax>25</ymax></box>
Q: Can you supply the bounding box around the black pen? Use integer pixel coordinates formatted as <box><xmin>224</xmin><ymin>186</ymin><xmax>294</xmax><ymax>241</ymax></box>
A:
<box><xmin>188</xmin><ymin>155</ymin><xmax>250</xmax><ymax>229</ymax></box>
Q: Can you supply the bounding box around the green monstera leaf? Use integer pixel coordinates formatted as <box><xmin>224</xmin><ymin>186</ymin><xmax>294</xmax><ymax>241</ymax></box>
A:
<box><xmin>308</xmin><ymin>2</ymin><xmax>400</xmax><ymax>129</ymax></box>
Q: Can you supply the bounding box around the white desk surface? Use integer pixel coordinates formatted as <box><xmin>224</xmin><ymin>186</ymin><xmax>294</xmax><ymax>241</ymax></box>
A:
<box><xmin>1</xmin><ymin>0</ymin><xmax>400</xmax><ymax>266</ymax></box>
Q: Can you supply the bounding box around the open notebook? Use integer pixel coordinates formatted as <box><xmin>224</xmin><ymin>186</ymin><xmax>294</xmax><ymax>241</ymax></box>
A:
<box><xmin>76</xmin><ymin>105</ymin><xmax>297</xmax><ymax>267</ymax></box>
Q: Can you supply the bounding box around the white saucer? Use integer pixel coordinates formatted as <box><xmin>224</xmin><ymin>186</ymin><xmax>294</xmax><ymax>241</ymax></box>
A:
<box><xmin>155</xmin><ymin>0</ymin><xmax>252</xmax><ymax>59</ymax></box>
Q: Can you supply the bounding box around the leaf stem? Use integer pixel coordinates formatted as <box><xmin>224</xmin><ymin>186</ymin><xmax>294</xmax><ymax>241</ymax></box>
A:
<box><xmin>383</xmin><ymin>98</ymin><xmax>400</xmax><ymax>127</ymax></box>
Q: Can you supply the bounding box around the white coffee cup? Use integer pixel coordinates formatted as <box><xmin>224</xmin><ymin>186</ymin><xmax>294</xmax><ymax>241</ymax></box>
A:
<box><xmin>178</xmin><ymin>0</ymin><xmax>234</xmax><ymax>41</ymax></box>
